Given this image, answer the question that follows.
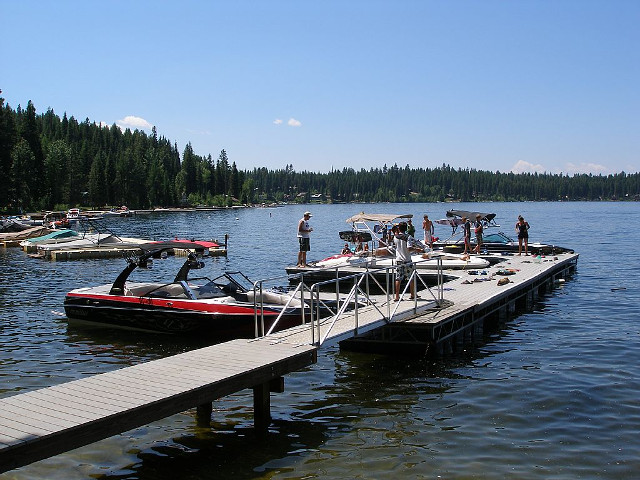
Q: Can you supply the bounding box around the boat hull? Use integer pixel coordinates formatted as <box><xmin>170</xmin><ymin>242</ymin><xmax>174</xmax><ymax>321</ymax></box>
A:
<box><xmin>64</xmin><ymin>294</ymin><xmax>308</xmax><ymax>336</ymax></box>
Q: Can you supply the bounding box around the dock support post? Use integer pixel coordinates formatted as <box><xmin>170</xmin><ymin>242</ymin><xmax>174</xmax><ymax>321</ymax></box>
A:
<box><xmin>196</xmin><ymin>402</ymin><xmax>212</xmax><ymax>427</ymax></box>
<box><xmin>253</xmin><ymin>382</ymin><xmax>271</xmax><ymax>432</ymax></box>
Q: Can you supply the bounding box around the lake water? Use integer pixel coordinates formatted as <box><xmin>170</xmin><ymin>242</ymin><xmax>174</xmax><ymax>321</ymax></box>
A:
<box><xmin>1</xmin><ymin>202</ymin><xmax>639</xmax><ymax>479</ymax></box>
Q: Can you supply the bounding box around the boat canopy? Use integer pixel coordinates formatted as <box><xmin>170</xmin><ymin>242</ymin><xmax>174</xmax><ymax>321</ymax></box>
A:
<box><xmin>445</xmin><ymin>210</ymin><xmax>496</xmax><ymax>223</ymax></box>
<box><xmin>345</xmin><ymin>213</ymin><xmax>413</xmax><ymax>224</ymax></box>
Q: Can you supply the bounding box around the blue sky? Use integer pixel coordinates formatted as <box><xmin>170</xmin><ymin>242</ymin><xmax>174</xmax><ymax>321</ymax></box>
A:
<box><xmin>2</xmin><ymin>0</ymin><xmax>638</xmax><ymax>175</ymax></box>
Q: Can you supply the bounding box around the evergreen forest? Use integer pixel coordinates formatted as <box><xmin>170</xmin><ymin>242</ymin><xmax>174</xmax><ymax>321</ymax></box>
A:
<box><xmin>1</xmin><ymin>98</ymin><xmax>638</xmax><ymax>213</ymax></box>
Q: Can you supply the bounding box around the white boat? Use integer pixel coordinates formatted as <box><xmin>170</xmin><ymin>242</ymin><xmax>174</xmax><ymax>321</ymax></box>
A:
<box><xmin>35</xmin><ymin>219</ymin><xmax>145</xmax><ymax>253</ymax></box>
<box><xmin>286</xmin><ymin>211</ymin><xmax>489</xmax><ymax>280</ymax></box>
<box><xmin>19</xmin><ymin>229</ymin><xmax>79</xmax><ymax>247</ymax></box>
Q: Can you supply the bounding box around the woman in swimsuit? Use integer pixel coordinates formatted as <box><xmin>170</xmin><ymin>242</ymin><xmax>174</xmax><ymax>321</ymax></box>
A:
<box><xmin>515</xmin><ymin>215</ymin><xmax>530</xmax><ymax>255</ymax></box>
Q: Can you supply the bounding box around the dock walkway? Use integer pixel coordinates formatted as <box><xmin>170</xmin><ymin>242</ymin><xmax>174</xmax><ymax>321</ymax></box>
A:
<box><xmin>0</xmin><ymin>251</ymin><xmax>578</xmax><ymax>473</ymax></box>
<box><xmin>0</xmin><ymin>340</ymin><xmax>315</xmax><ymax>473</ymax></box>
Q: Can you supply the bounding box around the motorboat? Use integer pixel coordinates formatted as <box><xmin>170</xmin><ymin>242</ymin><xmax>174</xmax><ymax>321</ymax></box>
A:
<box><xmin>19</xmin><ymin>228</ymin><xmax>79</xmax><ymax>248</ymax></box>
<box><xmin>43</xmin><ymin>211</ymin><xmax>71</xmax><ymax>229</ymax></box>
<box><xmin>434</xmin><ymin>209</ymin><xmax>574</xmax><ymax>255</ymax></box>
<box><xmin>285</xmin><ymin>211</ymin><xmax>489</xmax><ymax>288</ymax></box>
<box><xmin>35</xmin><ymin>218</ymin><xmax>146</xmax><ymax>253</ymax></box>
<box><xmin>106</xmin><ymin>205</ymin><xmax>133</xmax><ymax>217</ymax></box>
<box><xmin>64</xmin><ymin>246</ymin><xmax>327</xmax><ymax>336</ymax></box>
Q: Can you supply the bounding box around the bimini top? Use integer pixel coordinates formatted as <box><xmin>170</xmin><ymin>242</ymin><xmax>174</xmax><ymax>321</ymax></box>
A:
<box><xmin>446</xmin><ymin>210</ymin><xmax>496</xmax><ymax>223</ymax></box>
<box><xmin>345</xmin><ymin>212</ymin><xmax>413</xmax><ymax>224</ymax></box>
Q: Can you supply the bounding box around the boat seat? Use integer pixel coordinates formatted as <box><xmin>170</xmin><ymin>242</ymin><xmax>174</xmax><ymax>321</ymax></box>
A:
<box><xmin>245</xmin><ymin>290</ymin><xmax>302</xmax><ymax>307</ymax></box>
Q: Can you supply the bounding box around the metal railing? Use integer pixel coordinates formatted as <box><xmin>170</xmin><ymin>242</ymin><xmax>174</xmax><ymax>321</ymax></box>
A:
<box><xmin>251</xmin><ymin>256</ymin><xmax>444</xmax><ymax>346</ymax></box>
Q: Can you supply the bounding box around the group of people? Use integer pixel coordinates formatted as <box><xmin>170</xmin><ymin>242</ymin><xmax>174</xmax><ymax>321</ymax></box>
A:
<box><xmin>296</xmin><ymin>210</ymin><xmax>532</xmax><ymax>294</ymax></box>
<box><xmin>461</xmin><ymin>214</ymin><xmax>485</xmax><ymax>255</ymax></box>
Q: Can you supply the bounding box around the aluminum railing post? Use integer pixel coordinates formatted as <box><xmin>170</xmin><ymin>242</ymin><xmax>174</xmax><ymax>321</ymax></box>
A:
<box><xmin>335</xmin><ymin>268</ymin><xmax>340</xmax><ymax>312</ymax></box>
<box><xmin>315</xmin><ymin>285</ymin><xmax>321</xmax><ymax>346</ymax></box>
<box><xmin>354</xmin><ymin>275</ymin><xmax>359</xmax><ymax>334</ymax></box>
<box><xmin>300</xmin><ymin>279</ymin><xmax>306</xmax><ymax>325</ymax></box>
<box><xmin>259</xmin><ymin>282</ymin><xmax>265</xmax><ymax>336</ymax></box>
<box><xmin>253</xmin><ymin>281</ymin><xmax>259</xmax><ymax>338</ymax></box>
<box><xmin>309</xmin><ymin>285</ymin><xmax>316</xmax><ymax>344</ymax></box>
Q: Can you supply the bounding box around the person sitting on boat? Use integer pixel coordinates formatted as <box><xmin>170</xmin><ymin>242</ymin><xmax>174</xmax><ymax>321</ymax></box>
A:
<box><xmin>341</xmin><ymin>243</ymin><xmax>352</xmax><ymax>255</ymax></box>
<box><xmin>354</xmin><ymin>235</ymin><xmax>364</xmax><ymax>253</ymax></box>
<box><xmin>407</xmin><ymin>235</ymin><xmax>427</xmax><ymax>253</ymax></box>
<box><xmin>355</xmin><ymin>243</ymin><xmax>370</xmax><ymax>257</ymax></box>
<box><xmin>376</xmin><ymin>225</ymin><xmax>398</xmax><ymax>257</ymax></box>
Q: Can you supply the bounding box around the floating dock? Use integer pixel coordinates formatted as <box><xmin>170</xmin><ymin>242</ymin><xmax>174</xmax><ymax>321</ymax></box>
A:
<box><xmin>0</xmin><ymin>251</ymin><xmax>577</xmax><ymax>473</ymax></box>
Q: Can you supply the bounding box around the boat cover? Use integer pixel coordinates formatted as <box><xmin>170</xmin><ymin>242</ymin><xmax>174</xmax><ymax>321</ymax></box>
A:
<box><xmin>445</xmin><ymin>210</ymin><xmax>496</xmax><ymax>222</ymax></box>
<box><xmin>345</xmin><ymin>213</ymin><xmax>413</xmax><ymax>224</ymax></box>
<box><xmin>339</xmin><ymin>231</ymin><xmax>373</xmax><ymax>242</ymax></box>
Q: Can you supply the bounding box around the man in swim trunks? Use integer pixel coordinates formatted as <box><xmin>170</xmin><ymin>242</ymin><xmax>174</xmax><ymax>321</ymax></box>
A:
<box><xmin>393</xmin><ymin>222</ymin><xmax>416</xmax><ymax>301</ymax></box>
<box><xmin>422</xmin><ymin>214</ymin><xmax>434</xmax><ymax>250</ymax></box>
<box><xmin>297</xmin><ymin>211</ymin><xmax>313</xmax><ymax>267</ymax></box>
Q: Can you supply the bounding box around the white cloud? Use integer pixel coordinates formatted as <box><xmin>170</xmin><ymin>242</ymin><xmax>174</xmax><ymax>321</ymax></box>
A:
<box><xmin>562</xmin><ymin>162</ymin><xmax>609</xmax><ymax>175</ymax></box>
<box><xmin>273</xmin><ymin>119</ymin><xmax>283</xmax><ymax>125</ymax></box>
<box><xmin>287</xmin><ymin>118</ymin><xmax>301</xmax><ymax>127</ymax></box>
<box><xmin>510</xmin><ymin>160</ymin><xmax>546</xmax><ymax>174</ymax></box>
<box><xmin>511</xmin><ymin>159</ymin><xmax>613</xmax><ymax>175</ymax></box>
<box><xmin>116</xmin><ymin>115</ymin><xmax>152</xmax><ymax>130</ymax></box>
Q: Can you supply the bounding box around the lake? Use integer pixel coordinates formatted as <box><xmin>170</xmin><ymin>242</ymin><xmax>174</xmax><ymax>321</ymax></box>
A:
<box><xmin>1</xmin><ymin>201</ymin><xmax>639</xmax><ymax>479</ymax></box>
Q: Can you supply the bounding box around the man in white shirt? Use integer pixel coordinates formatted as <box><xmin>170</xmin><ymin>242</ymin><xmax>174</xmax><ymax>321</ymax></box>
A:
<box><xmin>297</xmin><ymin>211</ymin><xmax>313</xmax><ymax>267</ymax></box>
<box><xmin>393</xmin><ymin>222</ymin><xmax>416</xmax><ymax>301</ymax></box>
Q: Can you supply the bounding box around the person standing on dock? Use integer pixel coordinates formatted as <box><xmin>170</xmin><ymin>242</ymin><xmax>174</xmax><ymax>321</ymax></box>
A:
<box><xmin>422</xmin><ymin>214</ymin><xmax>434</xmax><ymax>250</ymax></box>
<box><xmin>516</xmin><ymin>215</ymin><xmax>530</xmax><ymax>255</ymax></box>
<box><xmin>474</xmin><ymin>214</ymin><xmax>484</xmax><ymax>254</ymax></box>
<box><xmin>407</xmin><ymin>218</ymin><xmax>416</xmax><ymax>237</ymax></box>
<box><xmin>296</xmin><ymin>211</ymin><xmax>313</xmax><ymax>267</ymax></box>
<box><xmin>393</xmin><ymin>222</ymin><xmax>416</xmax><ymax>301</ymax></box>
<box><xmin>462</xmin><ymin>216</ymin><xmax>472</xmax><ymax>254</ymax></box>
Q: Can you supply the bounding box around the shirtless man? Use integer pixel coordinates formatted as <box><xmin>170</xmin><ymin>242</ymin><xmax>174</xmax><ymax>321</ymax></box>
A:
<box><xmin>422</xmin><ymin>214</ymin><xmax>434</xmax><ymax>250</ymax></box>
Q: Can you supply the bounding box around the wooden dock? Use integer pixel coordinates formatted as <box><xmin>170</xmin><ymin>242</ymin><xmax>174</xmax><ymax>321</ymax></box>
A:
<box><xmin>0</xmin><ymin>251</ymin><xmax>577</xmax><ymax>473</ymax></box>
<box><xmin>341</xmin><ymin>252</ymin><xmax>579</xmax><ymax>354</ymax></box>
<box><xmin>0</xmin><ymin>340</ymin><xmax>316</xmax><ymax>474</ymax></box>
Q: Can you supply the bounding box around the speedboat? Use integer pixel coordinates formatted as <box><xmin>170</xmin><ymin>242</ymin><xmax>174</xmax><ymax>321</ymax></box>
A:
<box><xmin>64</xmin><ymin>246</ymin><xmax>324</xmax><ymax>336</ymax></box>
<box><xmin>35</xmin><ymin>218</ymin><xmax>145</xmax><ymax>253</ymax></box>
<box><xmin>106</xmin><ymin>205</ymin><xmax>133</xmax><ymax>217</ymax></box>
<box><xmin>19</xmin><ymin>229</ymin><xmax>79</xmax><ymax>248</ymax></box>
<box><xmin>434</xmin><ymin>209</ymin><xmax>574</xmax><ymax>255</ymax></box>
<box><xmin>286</xmin><ymin>211</ymin><xmax>489</xmax><ymax>280</ymax></box>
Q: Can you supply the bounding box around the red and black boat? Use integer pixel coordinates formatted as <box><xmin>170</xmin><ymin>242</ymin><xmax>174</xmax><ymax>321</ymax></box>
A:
<box><xmin>64</xmin><ymin>246</ymin><xmax>319</xmax><ymax>336</ymax></box>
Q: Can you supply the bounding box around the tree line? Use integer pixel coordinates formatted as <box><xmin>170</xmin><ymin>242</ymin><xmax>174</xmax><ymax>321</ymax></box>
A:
<box><xmin>1</xmin><ymin>98</ymin><xmax>638</xmax><ymax>212</ymax></box>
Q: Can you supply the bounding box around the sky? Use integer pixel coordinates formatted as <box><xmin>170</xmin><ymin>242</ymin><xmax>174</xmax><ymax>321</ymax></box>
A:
<box><xmin>1</xmin><ymin>0</ymin><xmax>638</xmax><ymax>175</ymax></box>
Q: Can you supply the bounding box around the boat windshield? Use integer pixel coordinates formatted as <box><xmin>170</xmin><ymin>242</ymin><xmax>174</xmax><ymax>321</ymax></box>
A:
<box><xmin>483</xmin><ymin>232</ymin><xmax>514</xmax><ymax>243</ymax></box>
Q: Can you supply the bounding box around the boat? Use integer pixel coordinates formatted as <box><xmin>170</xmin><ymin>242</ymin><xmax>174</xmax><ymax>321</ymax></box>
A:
<box><xmin>285</xmin><ymin>212</ymin><xmax>489</xmax><ymax>281</ymax></box>
<box><xmin>43</xmin><ymin>211</ymin><xmax>70</xmax><ymax>229</ymax></box>
<box><xmin>66</xmin><ymin>208</ymin><xmax>86</xmax><ymax>222</ymax></box>
<box><xmin>434</xmin><ymin>209</ymin><xmax>574</xmax><ymax>255</ymax></box>
<box><xmin>19</xmin><ymin>228</ymin><xmax>79</xmax><ymax>247</ymax></box>
<box><xmin>64</xmin><ymin>246</ymin><xmax>330</xmax><ymax>336</ymax></box>
<box><xmin>106</xmin><ymin>205</ymin><xmax>133</xmax><ymax>217</ymax></box>
<box><xmin>35</xmin><ymin>218</ymin><xmax>146</xmax><ymax>254</ymax></box>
